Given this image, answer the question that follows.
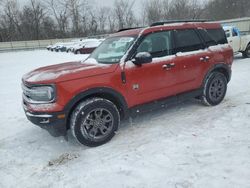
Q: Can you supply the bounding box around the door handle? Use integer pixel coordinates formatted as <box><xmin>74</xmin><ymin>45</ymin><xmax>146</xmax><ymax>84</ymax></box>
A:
<box><xmin>162</xmin><ymin>63</ymin><xmax>175</xmax><ymax>70</ymax></box>
<box><xmin>200</xmin><ymin>56</ymin><xmax>210</xmax><ymax>62</ymax></box>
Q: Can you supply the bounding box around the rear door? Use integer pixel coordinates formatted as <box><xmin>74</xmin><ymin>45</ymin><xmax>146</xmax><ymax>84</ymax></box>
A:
<box><xmin>171</xmin><ymin>29</ymin><xmax>213</xmax><ymax>93</ymax></box>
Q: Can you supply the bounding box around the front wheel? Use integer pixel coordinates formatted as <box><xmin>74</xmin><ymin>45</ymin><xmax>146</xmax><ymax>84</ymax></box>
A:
<box><xmin>201</xmin><ymin>72</ymin><xmax>227</xmax><ymax>106</ymax></box>
<box><xmin>242</xmin><ymin>44</ymin><xmax>250</xmax><ymax>58</ymax></box>
<box><xmin>70</xmin><ymin>98</ymin><xmax>120</xmax><ymax>147</ymax></box>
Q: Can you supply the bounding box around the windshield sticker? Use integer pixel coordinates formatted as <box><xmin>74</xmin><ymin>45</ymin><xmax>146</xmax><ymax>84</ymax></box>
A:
<box><xmin>118</xmin><ymin>37</ymin><xmax>134</xmax><ymax>43</ymax></box>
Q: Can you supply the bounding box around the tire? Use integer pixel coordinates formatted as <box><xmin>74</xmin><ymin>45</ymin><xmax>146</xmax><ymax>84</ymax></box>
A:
<box><xmin>242</xmin><ymin>44</ymin><xmax>250</xmax><ymax>58</ymax></box>
<box><xmin>201</xmin><ymin>72</ymin><xmax>227</xmax><ymax>106</ymax></box>
<box><xmin>70</xmin><ymin>98</ymin><xmax>120</xmax><ymax>147</ymax></box>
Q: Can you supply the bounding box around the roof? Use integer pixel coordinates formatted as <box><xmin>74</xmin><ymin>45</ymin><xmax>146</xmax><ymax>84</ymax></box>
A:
<box><xmin>111</xmin><ymin>28</ymin><xmax>144</xmax><ymax>37</ymax></box>
<box><xmin>110</xmin><ymin>22</ymin><xmax>221</xmax><ymax>38</ymax></box>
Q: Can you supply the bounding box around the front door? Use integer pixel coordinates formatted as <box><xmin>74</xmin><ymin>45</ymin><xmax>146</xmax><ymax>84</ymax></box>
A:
<box><xmin>124</xmin><ymin>31</ymin><xmax>180</xmax><ymax>107</ymax></box>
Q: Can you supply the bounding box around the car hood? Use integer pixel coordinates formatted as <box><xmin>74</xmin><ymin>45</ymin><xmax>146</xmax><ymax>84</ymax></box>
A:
<box><xmin>23</xmin><ymin>59</ymin><xmax>118</xmax><ymax>84</ymax></box>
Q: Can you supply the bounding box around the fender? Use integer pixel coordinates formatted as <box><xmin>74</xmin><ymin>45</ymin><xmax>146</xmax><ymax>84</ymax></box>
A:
<box><xmin>64</xmin><ymin>87</ymin><xmax>128</xmax><ymax>119</ymax></box>
<box><xmin>202</xmin><ymin>63</ymin><xmax>232</xmax><ymax>87</ymax></box>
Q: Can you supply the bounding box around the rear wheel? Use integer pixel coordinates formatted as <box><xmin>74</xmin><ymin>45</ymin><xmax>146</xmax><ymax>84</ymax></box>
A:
<box><xmin>242</xmin><ymin>44</ymin><xmax>250</xmax><ymax>58</ymax></box>
<box><xmin>201</xmin><ymin>72</ymin><xmax>227</xmax><ymax>106</ymax></box>
<box><xmin>70</xmin><ymin>98</ymin><xmax>120</xmax><ymax>147</ymax></box>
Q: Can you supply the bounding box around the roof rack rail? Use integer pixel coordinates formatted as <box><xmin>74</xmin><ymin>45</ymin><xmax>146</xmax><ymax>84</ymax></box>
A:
<box><xmin>118</xmin><ymin>27</ymin><xmax>144</xmax><ymax>32</ymax></box>
<box><xmin>150</xmin><ymin>19</ymin><xmax>208</xmax><ymax>27</ymax></box>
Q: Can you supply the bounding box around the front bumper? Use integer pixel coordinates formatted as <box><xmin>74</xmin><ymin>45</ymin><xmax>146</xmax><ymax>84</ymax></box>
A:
<box><xmin>23</xmin><ymin>105</ymin><xmax>67</xmax><ymax>137</ymax></box>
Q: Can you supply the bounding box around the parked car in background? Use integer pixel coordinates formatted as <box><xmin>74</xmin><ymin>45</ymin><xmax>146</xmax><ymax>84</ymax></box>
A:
<box><xmin>55</xmin><ymin>42</ymin><xmax>77</xmax><ymax>52</ymax></box>
<box><xmin>54</xmin><ymin>44</ymin><xmax>66</xmax><ymax>52</ymax></box>
<box><xmin>46</xmin><ymin>40</ymin><xmax>83</xmax><ymax>52</ymax></box>
<box><xmin>46</xmin><ymin>45</ymin><xmax>53</xmax><ymax>51</ymax></box>
<box><xmin>48</xmin><ymin>43</ymin><xmax>64</xmax><ymax>51</ymax></box>
<box><xmin>223</xmin><ymin>26</ymin><xmax>250</xmax><ymax>58</ymax></box>
<box><xmin>46</xmin><ymin>38</ymin><xmax>105</xmax><ymax>54</ymax></box>
<box><xmin>74</xmin><ymin>39</ymin><xmax>104</xmax><ymax>54</ymax></box>
<box><xmin>67</xmin><ymin>42</ymin><xmax>84</xmax><ymax>53</ymax></box>
<box><xmin>22</xmin><ymin>21</ymin><xmax>233</xmax><ymax>147</ymax></box>
<box><xmin>66</xmin><ymin>40</ymin><xmax>93</xmax><ymax>53</ymax></box>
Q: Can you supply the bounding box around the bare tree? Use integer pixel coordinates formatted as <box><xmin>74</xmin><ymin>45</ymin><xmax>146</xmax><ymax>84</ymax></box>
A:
<box><xmin>168</xmin><ymin>0</ymin><xmax>191</xmax><ymax>19</ymax></box>
<box><xmin>2</xmin><ymin>0</ymin><xmax>23</xmax><ymax>40</ymax></box>
<box><xmin>107</xmin><ymin>10</ymin><xmax>116</xmax><ymax>32</ymax></box>
<box><xmin>29</xmin><ymin>0</ymin><xmax>46</xmax><ymax>39</ymax></box>
<box><xmin>46</xmin><ymin>0</ymin><xmax>69</xmax><ymax>37</ymax></box>
<box><xmin>113</xmin><ymin>0</ymin><xmax>136</xmax><ymax>29</ymax></box>
<box><xmin>68</xmin><ymin>0</ymin><xmax>80</xmax><ymax>35</ymax></box>
<box><xmin>205</xmin><ymin>0</ymin><xmax>250</xmax><ymax>20</ymax></box>
<box><xmin>88</xmin><ymin>10</ymin><xmax>98</xmax><ymax>35</ymax></box>
<box><xmin>144</xmin><ymin>0</ymin><xmax>163</xmax><ymax>24</ymax></box>
<box><xmin>1</xmin><ymin>0</ymin><xmax>250</xmax><ymax>42</ymax></box>
<box><xmin>80</xmin><ymin>0</ymin><xmax>91</xmax><ymax>35</ymax></box>
<box><xmin>161</xmin><ymin>0</ymin><xmax>171</xmax><ymax>19</ymax></box>
<box><xmin>97</xmin><ymin>7</ymin><xmax>109</xmax><ymax>33</ymax></box>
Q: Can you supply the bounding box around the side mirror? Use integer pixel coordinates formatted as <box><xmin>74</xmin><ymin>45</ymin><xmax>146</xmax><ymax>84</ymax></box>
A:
<box><xmin>133</xmin><ymin>52</ymin><xmax>152</xmax><ymax>65</ymax></box>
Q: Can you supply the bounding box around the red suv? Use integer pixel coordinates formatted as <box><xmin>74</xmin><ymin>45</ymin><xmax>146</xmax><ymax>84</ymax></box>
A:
<box><xmin>22</xmin><ymin>21</ymin><xmax>233</xmax><ymax>147</ymax></box>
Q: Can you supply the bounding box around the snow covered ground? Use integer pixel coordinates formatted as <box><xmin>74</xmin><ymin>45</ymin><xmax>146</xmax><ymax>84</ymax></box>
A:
<box><xmin>0</xmin><ymin>50</ymin><xmax>250</xmax><ymax>188</ymax></box>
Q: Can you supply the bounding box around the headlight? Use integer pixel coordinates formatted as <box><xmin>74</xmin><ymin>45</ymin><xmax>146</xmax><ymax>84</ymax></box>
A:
<box><xmin>22</xmin><ymin>84</ymin><xmax>56</xmax><ymax>104</ymax></box>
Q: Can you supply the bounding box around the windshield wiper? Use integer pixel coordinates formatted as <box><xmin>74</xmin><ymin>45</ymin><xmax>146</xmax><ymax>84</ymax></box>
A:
<box><xmin>98</xmin><ymin>60</ymin><xmax>119</xmax><ymax>64</ymax></box>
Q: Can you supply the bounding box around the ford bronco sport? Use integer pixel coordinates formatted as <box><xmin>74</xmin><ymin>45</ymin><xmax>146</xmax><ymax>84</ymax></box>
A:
<box><xmin>22</xmin><ymin>21</ymin><xmax>233</xmax><ymax>147</ymax></box>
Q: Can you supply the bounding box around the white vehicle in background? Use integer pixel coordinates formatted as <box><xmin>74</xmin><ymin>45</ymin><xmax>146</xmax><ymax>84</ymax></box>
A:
<box><xmin>73</xmin><ymin>39</ymin><xmax>104</xmax><ymax>54</ymax></box>
<box><xmin>223</xmin><ymin>26</ymin><xmax>250</xmax><ymax>58</ymax></box>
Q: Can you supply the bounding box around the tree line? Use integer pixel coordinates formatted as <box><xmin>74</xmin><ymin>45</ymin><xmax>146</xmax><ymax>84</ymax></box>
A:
<box><xmin>0</xmin><ymin>0</ymin><xmax>250</xmax><ymax>42</ymax></box>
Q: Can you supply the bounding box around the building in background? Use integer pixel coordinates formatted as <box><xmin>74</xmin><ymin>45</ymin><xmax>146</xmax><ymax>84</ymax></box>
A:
<box><xmin>219</xmin><ymin>17</ymin><xmax>250</xmax><ymax>35</ymax></box>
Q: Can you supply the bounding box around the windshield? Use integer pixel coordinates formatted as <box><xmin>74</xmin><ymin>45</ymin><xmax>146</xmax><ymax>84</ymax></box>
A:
<box><xmin>88</xmin><ymin>36</ymin><xmax>135</xmax><ymax>64</ymax></box>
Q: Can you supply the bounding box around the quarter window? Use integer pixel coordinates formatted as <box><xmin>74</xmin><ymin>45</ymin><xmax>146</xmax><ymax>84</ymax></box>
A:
<box><xmin>206</xmin><ymin>29</ymin><xmax>228</xmax><ymax>44</ymax></box>
<box><xmin>174</xmin><ymin>29</ymin><xmax>204</xmax><ymax>53</ymax></box>
<box><xmin>137</xmin><ymin>31</ymin><xmax>173</xmax><ymax>58</ymax></box>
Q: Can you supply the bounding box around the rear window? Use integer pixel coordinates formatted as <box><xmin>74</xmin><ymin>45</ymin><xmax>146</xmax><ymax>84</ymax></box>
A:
<box><xmin>198</xmin><ymin>29</ymin><xmax>217</xmax><ymax>47</ymax></box>
<box><xmin>206</xmin><ymin>29</ymin><xmax>227</xmax><ymax>44</ymax></box>
<box><xmin>174</xmin><ymin>29</ymin><xmax>204</xmax><ymax>53</ymax></box>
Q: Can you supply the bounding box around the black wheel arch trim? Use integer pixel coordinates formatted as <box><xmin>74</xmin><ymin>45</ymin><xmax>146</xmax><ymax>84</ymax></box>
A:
<box><xmin>202</xmin><ymin>63</ymin><xmax>232</xmax><ymax>87</ymax></box>
<box><xmin>64</xmin><ymin>87</ymin><xmax>129</xmax><ymax>121</ymax></box>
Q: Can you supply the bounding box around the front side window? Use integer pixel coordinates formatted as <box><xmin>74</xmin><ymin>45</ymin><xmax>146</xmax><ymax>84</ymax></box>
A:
<box><xmin>88</xmin><ymin>36</ymin><xmax>135</xmax><ymax>64</ymax></box>
<box><xmin>232</xmin><ymin>27</ymin><xmax>240</xmax><ymax>37</ymax></box>
<box><xmin>174</xmin><ymin>29</ymin><xmax>204</xmax><ymax>53</ymax></box>
<box><xmin>137</xmin><ymin>31</ymin><xmax>173</xmax><ymax>58</ymax></box>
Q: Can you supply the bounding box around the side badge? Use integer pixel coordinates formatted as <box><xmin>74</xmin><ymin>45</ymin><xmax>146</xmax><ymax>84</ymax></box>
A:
<box><xmin>133</xmin><ymin>84</ymin><xmax>139</xmax><ymax>90</ymax></box>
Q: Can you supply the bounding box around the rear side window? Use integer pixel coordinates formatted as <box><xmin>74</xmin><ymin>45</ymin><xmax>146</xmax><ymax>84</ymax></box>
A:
<box><xmin>174</xmin><ymin>29</ymin><xmax>204</xmax><ymax>53</ymax></box>
<box><xmin>206</xmin><ymin>29</ymin><xmax>228</xmax><ymax>44</ymax></box>
<box><xmin>198</xmin><ymin>29</ymin><xmax>217</xmax><ymax>47</ymax></box>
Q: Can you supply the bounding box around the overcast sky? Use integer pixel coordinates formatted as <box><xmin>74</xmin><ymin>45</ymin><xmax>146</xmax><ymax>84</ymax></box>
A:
<box><xmin>16</xmin><ymin>0</ymin><xmax>204</xmax><ymax>16</ymax></box>
<box><xmin>16</xmin><ymin>0</ymin><xmax>143</xmax><ymax>16</ymax></box>
<box><xmin>18</xmin><ymin>0</ymin><xmax>142</xmax><ymax>9</ymax></box>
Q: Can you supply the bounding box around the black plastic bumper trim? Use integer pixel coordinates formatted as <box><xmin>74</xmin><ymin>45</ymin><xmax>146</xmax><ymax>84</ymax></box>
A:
<box><xmin>24</xmin><ymin>108</ymin><xmax>67</xmax><ymax>137</ymax></box>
